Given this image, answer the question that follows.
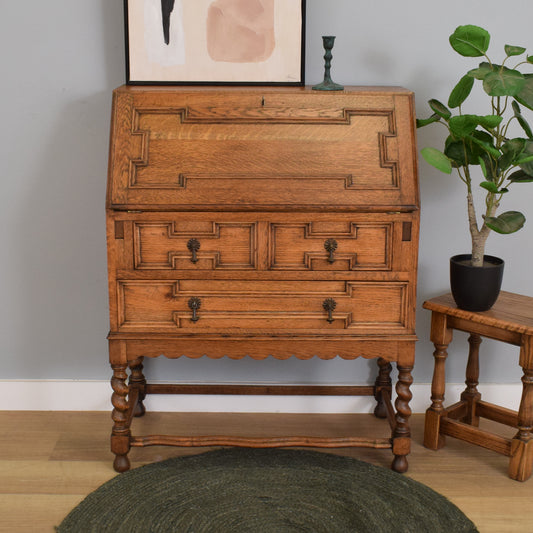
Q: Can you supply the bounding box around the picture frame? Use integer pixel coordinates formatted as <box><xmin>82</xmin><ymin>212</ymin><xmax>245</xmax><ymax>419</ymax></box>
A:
<box><xmin>124</xmin><ymin>0</ymin><xmax>306</xmax><ymax>85</ymax></box>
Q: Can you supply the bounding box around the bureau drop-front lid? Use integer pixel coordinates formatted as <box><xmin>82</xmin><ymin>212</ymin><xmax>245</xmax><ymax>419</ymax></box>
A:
<box><xmin>107</xmin><ymin>86</ymin><xmax>419</xmax><ymax>211</ymax></box>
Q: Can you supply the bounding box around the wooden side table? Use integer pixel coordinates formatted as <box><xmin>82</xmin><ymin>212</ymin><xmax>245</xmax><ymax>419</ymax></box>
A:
<box><xmin>423</xmin><ymin>291</ymin><xmax>533</xmax><ymax>481</ymax></box>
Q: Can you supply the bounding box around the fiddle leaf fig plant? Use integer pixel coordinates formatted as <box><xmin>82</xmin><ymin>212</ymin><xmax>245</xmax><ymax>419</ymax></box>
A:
<box><xmin>417</xmin><ymin>25</ymin><xmax>533</xmax><ymax>267</ymax></box>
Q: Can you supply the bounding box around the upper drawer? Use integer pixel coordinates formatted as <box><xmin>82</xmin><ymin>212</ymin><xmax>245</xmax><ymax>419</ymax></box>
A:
<box><xmin>108</xmin><ymin>212</ymin><xmax>418</xmax><ymax>273</ymax></box>
<box><xmin>107</xmin><ymin>86</ymin><xmax>419</xmax><ymax>210</ymax></box>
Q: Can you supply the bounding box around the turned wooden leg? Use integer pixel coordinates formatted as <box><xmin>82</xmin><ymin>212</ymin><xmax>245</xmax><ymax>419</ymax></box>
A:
<box><xmin>111</xmin><ymin>363</ymin><xmax>131</xmax><ymax>473</ymax></box>
<box><xmin>374</xmin><ymin>357</ymin><xmax>393</xmax><ymax>419</ymax></box>
<box><xmin>509</xmin><ymin>336</ymin><xmax>533</xmax><ymax>481</ymax></box>
<box><xmin>460</xmin><ymin>333</ymin><xmax>482</xmax><ymax>426</ymax></box>
<box><xmin>424</xmin><ymin>341</ymin><xmax>449</xmax><ymax>450</ymax></box>
<box><xmin>129</xmin><ymin>357</ymin><xmax>146</xmax><ymax>417</ymax></box>
<box><xmin>424</xmin><ymin>312</ymin><xmax>453</xmax><ymax>450</ymax></box>
<box><xmin>391</xmin><ymin>364</ymin><xmax>413</xmax><ymax>473</ymax></box>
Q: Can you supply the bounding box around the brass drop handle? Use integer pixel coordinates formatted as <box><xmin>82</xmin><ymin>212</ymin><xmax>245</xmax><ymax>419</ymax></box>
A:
<box><xmin>187</xmin><ymin>238</ymin><xmax>200</xmax><ymax>263</ymax></box>
<box><xmin>188</xmin><ymin>297</ymin><xmax>201</xmax><ymax>322</ymax></box>
<box><xmin>322</xmin><ymin>298</ymin><xmax>337</xmax><ymax>323</ymax></box>
<box><xmin>324</xmin><ymin>239</ymin><xmax>338</xmax><ymax>263</ymax></box>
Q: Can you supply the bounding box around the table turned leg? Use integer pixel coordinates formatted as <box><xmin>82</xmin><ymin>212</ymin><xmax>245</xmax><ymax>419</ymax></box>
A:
<box><xmin>374</xmin><ymin>357</ymin><xmax>393</xmax><ymax>419</ymax></box>
<box><xmin>391</xmin><ymin>364</ymin><xmax>413</xmax><ymax>473</ymax></box>
<box><xmin>509</xmin><ymin>336</ymin><xmax>533</xmax><ymax>481</ymax></box>
<box><xmin>424</xmin><ymin>312</ymin><xmax>453</xmax><ymax>450</ymax></box>
<box><xmin>111</xmin><ymin>363</ymin><xmax>131</xmax><ymax>473</ymax></box>
<box><xmin>129</xmin><ymin>357</ymin><xmax>146</xmax><ymax>418</ymax></box>
<box><xmin>460</xmin><ymin>333</ymin><xmax>482</xmax><ymax>426</ymax></box>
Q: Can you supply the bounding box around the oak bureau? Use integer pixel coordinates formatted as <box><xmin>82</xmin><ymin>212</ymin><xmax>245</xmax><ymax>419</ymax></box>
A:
<box><xmin>106</xmin><ymin>85</ymin><xmax>420</xmax><ymax>472</ymax></box>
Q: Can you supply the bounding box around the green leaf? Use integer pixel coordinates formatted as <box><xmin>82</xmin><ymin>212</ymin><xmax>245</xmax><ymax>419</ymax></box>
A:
<box><xmin>429</xmin><ymin>99</ymin><xmax>451</xmax><ymax>120</ymax></box>
<box><xmin>480</xmin><ymin>181</ymin><xmax>499</xmax><ymax>193</ymax></box>
<box><xmin>449</xmin><ymin>115</ymin><xmax>480</xmax><ymax>137</ymax></box>
<box><xmin>472</xmin><ymin>130</ymin><xmax>496</xmax><ymax>145</ymax></box>
<box><xmin>502</xmin><ymin>137</ymin><xmax>526</xmax><ymax>155</ymax></box>
<box><xmin>416</xmin><ymin>113</ymin><xmax>440</xmax><ymax>128</ymax></box>
<box><xmin>477</xmin><ymin>115</ymin><xmax>504</xmax><ymax>129</ymax></box>
<box><xmin>515</xmin><ymin>154</ymin><xmax>533</xmax><ymax>165</ymax></box>
<box><xmin>421</xmin><ymin>147</ymin><xmax>453</xmax><ymax>174</ymax></box>
<box><xmin>478</xmin><ymin>155</ymin><xmax>488</xmax><ymax>178</ymax></box>
<box><xmin>450</xmin><ymin>25</ymin><xmax>490</xmax><ymax>57</ymax></box>
<box><xmin>515</xmin><ymin>74</ymin><xmax>533</xmax><ymax>111</ymax></box>
<box><xmin>468</xmin><ymin>134</ymin><xmax>501</xmax><ymax>159</ymax></box>
<box><xmin>517</xmin><ymin>115</ymin><xmax>533</xmax><ymax>139</ymax></box>
<box><xmin>449</xmin><ymin>115</ymin><xmax>502</xmax><ymax>138</ymax></box>
<box><xmin>527</xmin><ymin>55</ymin><xmax>533</xmax><ymax>63</ymax></box>
<box><xmin>511</xmin><ymin>101</ymin><xmax>532</xmax><ymax>138</ymax></box>
<box><xmin>519</xmin><ymin>140</ymin><xmax>533</xmax><ymax>175</ymax></box>
<box><xmin>468</xmin><ymin>62</ymin><xmax>493</xmax><ymax>80</ymax></box>
<box><xmin>448</xmin><ymin>75</ymin><xmax>475</xmax><ymax>108</ymax></box>
<box><xmin>505</xmin><ymin>44</ymin><xmax>526</xmax><ymax>57</ymax></box>
<box><xmin>480</xmin><ymin>152</ymin><xmax>497</xmax><ymax>180</ymax></box>
<box><xmin>485</xmin><ymin>211</ymin><xmax>526</xmax><ymax>234</ymax></box>
<box><xmin>444</xmin><ymin>137</ymin><xmax>467</xmax><ymax>167</ymax></box>
<box><xmin>483</xmin><ymin>67</ymin><xmax>525</xmax><ymax>96</ymax></box>
<box><xmin>499</xmin><ymin>138</ymin><xmax>526</xmax><ymax>171</ymax></box>
<box><xmin>508</xmin><ymin>169</ymin><xmax>533</xmax><ymax>182</ymax></box>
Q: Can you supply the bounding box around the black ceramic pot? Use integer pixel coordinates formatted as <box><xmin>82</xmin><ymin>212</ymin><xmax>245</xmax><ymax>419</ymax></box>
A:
<box><xmin>450</xmin><ymin>254</ymin><xmax>504</xmax><ymax>312</ymax></box>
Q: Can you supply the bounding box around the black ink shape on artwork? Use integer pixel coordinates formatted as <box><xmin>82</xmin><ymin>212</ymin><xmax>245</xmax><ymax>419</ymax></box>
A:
<box><xmin>161</xmin><ymin>0</ymin><xmax>175</xmax><ymax>45</ymax></box>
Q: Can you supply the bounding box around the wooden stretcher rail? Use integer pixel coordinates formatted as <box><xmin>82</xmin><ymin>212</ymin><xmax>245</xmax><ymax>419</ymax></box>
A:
<box><xmin>130</xmin><ymin>435</ymin><xmax>393</xmax><ymax>449</ymax></box>
<box><xmin>143</xmin><ymin>384</ymin><xmax>375</xmax><ymax>396</ymax></box>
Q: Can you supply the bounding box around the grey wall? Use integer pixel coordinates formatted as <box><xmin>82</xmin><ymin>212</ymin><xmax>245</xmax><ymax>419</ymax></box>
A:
<box><xmin>1</xmin><ymin>0</ymin><xmax>532</xmax><ymax>387</ymax></box>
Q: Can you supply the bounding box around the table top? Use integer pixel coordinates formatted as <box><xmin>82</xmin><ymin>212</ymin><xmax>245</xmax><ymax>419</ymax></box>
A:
<box><xmin>423</xmin><ymin>291</ymin><xmax>533</xmax><ymax>336</ymax></box>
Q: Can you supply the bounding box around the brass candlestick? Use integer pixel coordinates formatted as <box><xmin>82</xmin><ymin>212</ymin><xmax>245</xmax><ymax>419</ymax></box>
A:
<box><xmin>313</xmin><ymin>36</ymin><xmax>344</xmax><ymax>91</ymax></box>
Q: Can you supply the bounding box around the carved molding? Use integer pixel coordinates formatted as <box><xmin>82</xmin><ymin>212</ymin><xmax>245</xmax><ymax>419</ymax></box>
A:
<box><xmin>127</xmin><ymin>107</ymin><xmax>399</xmax><ymax>191</ymax></box>
<box><xmin>270</xmin><ymin>222</ymin><xmax>392</xmax><ymax>271</ymax></box>
<box><xmin>133</xmin><ymin>221</ymin><xmax>257</xmax><ymax>270</ymax></box>
<box><xmin>116</xmin><ymin>280</ymin><xmax>408</xmax><ymax>332</ymax></box>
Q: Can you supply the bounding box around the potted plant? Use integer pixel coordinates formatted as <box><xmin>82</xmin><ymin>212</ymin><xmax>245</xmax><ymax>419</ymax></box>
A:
<box><xmin>417</xmin><ymin>24</ymin><xmax>533</xmax><ymax>311</ymax></box>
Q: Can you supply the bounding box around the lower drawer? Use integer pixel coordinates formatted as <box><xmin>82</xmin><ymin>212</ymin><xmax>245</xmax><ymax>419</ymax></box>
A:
<box><xmin>115</xmin><ymin>279</ymin><xmax>411</xmax><ymax>334</ymax></box>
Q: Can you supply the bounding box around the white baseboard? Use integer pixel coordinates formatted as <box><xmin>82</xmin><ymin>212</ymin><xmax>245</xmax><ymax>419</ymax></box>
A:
<box><xmin>0</xmin><ymin>380</ymin><xmax>523</xmax><ymax>414</ymax></box>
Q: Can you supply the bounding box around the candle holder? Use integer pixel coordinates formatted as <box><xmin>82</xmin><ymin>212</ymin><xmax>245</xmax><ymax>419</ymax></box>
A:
<box><xmin>312</xmin><ymin>36</ymin><xmax>344</xmax><ymax>91</ymax></box>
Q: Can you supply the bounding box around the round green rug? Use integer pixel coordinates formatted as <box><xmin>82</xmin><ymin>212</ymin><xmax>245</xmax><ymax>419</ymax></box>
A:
<box><xmin>57</xmin><ymin>448</ymin><xmax>478</xmax><ymax>532</ymax></box>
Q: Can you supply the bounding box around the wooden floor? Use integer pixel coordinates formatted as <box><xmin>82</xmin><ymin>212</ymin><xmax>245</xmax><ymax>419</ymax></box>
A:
<box><xmin>1</xmin><ymin>411</ymin><xmax>532</xmax><ymax>533</ymax></box>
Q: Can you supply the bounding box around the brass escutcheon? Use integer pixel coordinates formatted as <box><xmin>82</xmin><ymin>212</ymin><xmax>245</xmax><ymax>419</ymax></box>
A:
<box><xmin>324</xmin><ymin>238</ymin><xmax>338</xmax><ymax>263</ymax></box>
<box><xmin>187</xmin><ymin>238</ymin><xmax>201</xmax><ymax>263</ymax></box>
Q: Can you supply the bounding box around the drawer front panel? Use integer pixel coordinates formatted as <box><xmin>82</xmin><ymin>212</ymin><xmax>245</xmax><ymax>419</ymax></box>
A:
<box><xmin>270</xmin><ymin>221</ymin><xmax>392</xmax><ymax>271</ymax></box>
<box><xmin>116</xmin><ymin>280</ymin><xmax>410</xmax><ymax>334</ymax></box>
<box><xmin>108</xmin><ymin>89</ymin><xmax>418</xmax><ymax>209</ymax></box>
<box><xmin>110</xmin><ymin>213</ymin><xmax>416</xmax><ymax>273</ymax></box>
<box><xmin>133</xmin><ymin>221</ymin><xmax>257</xmax><ymax>270</ymax></box>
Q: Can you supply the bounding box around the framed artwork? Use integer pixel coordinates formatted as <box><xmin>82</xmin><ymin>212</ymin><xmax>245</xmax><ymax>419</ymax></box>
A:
<box><xmin>124</xmin><ymin>0</ymin><xmax>306</xmax><ymax>85</ymax></box>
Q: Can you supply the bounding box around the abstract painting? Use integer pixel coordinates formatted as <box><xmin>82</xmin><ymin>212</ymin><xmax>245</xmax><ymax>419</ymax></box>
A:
<box><xmin>124</xmin><ymin>0</ymin><xmax>305</xmax><ymax>84</ymax></box>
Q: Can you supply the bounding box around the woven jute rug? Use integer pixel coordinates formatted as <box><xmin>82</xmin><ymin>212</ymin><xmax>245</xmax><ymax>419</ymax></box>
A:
<box><xmin>57</xmin><ymin>448</ymin><xmax>478</xmax><ymax>532</ymax></box>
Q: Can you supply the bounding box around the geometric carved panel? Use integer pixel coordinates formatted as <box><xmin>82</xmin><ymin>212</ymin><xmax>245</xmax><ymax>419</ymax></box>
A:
<box><xmin>270</xmin><ymin>222</ymin><xmax>392</xmax><ymax>270</ymax></box>
<box><xmin>133</xmin><ymin>221</ymin><xmax>257</xmax><ymax>269</ymax></box>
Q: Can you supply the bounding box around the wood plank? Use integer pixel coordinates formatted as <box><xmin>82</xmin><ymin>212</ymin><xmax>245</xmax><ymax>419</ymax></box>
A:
<box><xmin>0</xmin><ymin>494</ymin><xmax>86</xmax><ymax>533</ymax></box>
<box><xmin>0</xmin><ymin>460</ymin><xmax>116</xmax><ymax>494</ymax></box>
